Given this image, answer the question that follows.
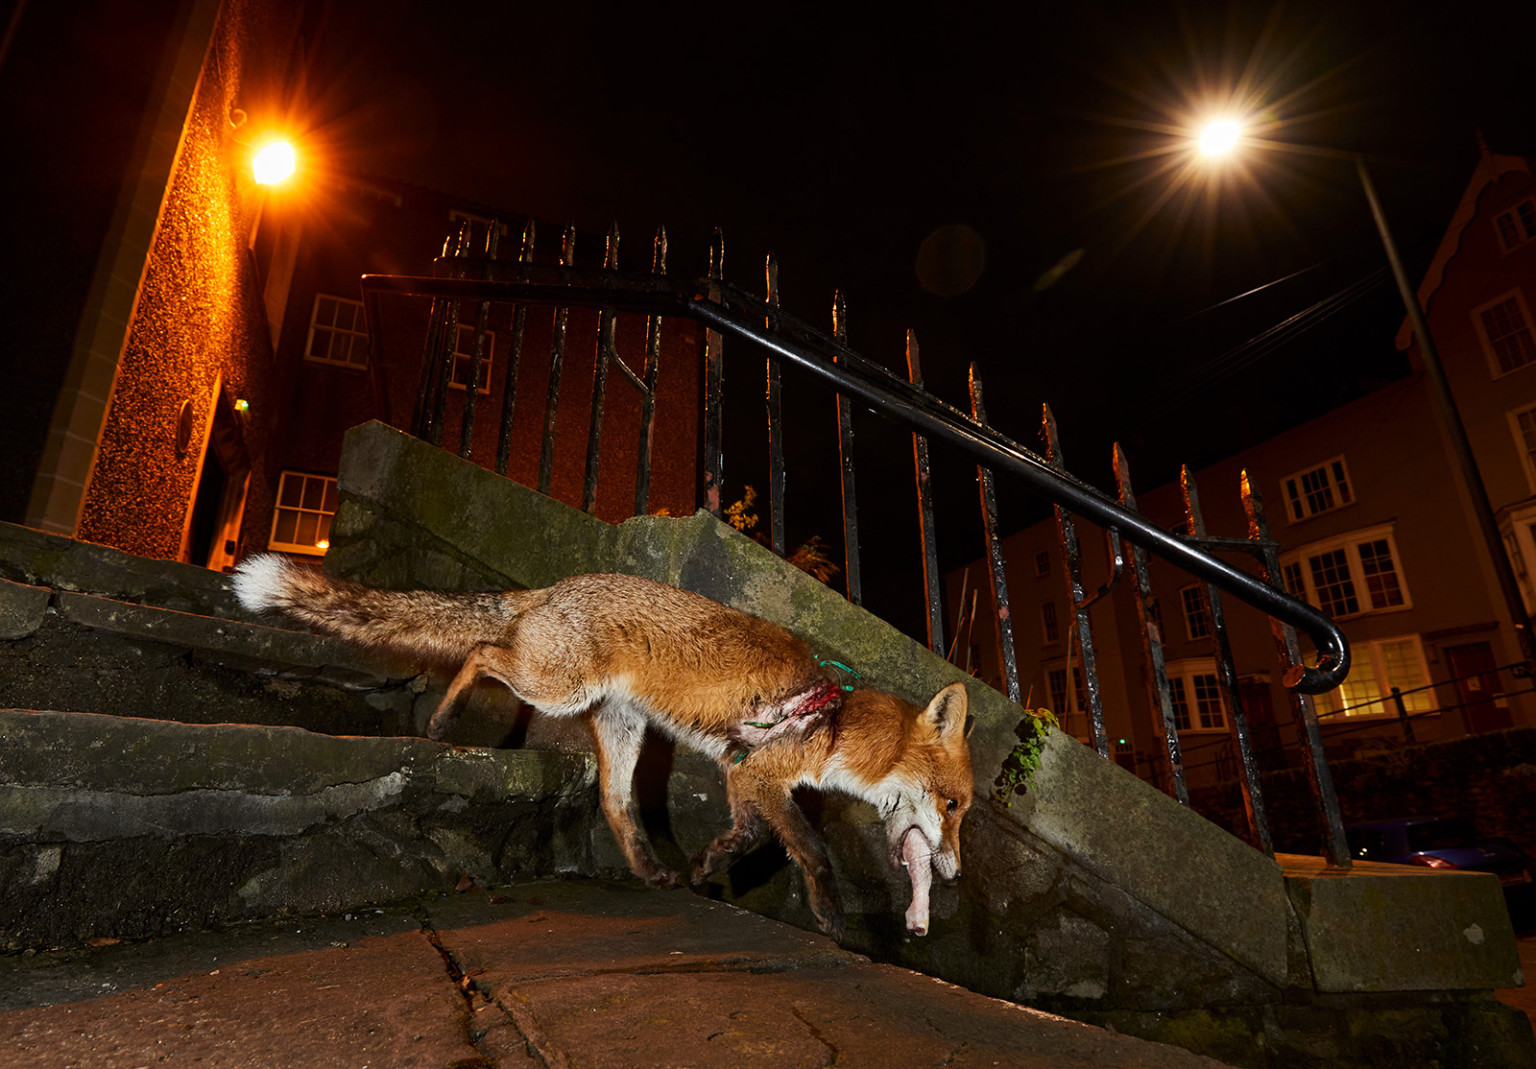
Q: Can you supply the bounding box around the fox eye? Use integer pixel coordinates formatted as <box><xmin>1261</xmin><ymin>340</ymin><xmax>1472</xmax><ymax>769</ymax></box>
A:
<box><xmin>945</xmin><ymin>798</ymin><xmax>958</xmax><ymax>813</ymax></box>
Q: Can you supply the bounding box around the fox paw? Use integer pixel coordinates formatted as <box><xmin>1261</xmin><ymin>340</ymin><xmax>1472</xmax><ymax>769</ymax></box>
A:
<box><xmin>644</xmin><ymin>868</ymin><xmax>681</xmax><ymax>890</ymax></box>
<box><xmin>814</xmin><ymin>909</ymin><xmax>846</xmax><ymax>943</ymax></box>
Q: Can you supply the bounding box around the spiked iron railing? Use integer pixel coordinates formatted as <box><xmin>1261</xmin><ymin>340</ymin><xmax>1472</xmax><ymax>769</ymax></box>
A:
<box><xmin>360</xmin><ymin>221</ymin><xmax>1353</xmax><ymax>865</ymax></box>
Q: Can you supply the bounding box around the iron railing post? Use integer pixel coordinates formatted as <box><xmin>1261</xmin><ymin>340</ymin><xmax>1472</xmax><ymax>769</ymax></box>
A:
<box><xmin>1183</xmin><ymin>466</ymin><xmax>1271</xmax><ymax>854</ymax></box>
<box><xmin>700</xmin><ymin>229</ymin><xmax>725</xmax><ymax>517</ymax></box>
<box><xmin>581</xmin><ymin>224</ymin><xmax>621</xmax><ymax>513</ymax></box>
<box><xmin>1045</xmin><ymin>404</ymin><xmax>1108</xmax><ymax>755</ymax></box>
<box><xmin>495</xmin><ymin>220</ymin><xmax>536</xmax><ymax>477</ymax></box>
<box><xmin>833</xmin><ymin>291</ymin><xmax>862</xmax><ymax>605</ymax></box>
<box><xmin>765</xmin><ymin>255</ymin><xmax>787</xmax><ymax>557</ymax></box>
<box><xmin>969</xmin><ymin>365</ymin><xmax>1020</xmax><ymax>703</ymax></box>
<box><xmin>537</xmin><ymin>224</ymin><xmax>577</xmax><ymax>496</ymax></box>
<box><xmin>1114</xmin><ymin>443</ymin><xmax>1188</xmax><ymax>804</ymax></box>
<box><xmin>1240</xmin><ymin>471</ymin><xmax>1350</xmax><ymax>866</ymax></box>
<box><xmin>907</xmin><ymin>330</ymin><xmax>945</xmax><ymax>657</ymax></box>
<box><xmin>633</xmin><ymin>227</ymin><xmax>666</xmax><ymax>516</ymax></box>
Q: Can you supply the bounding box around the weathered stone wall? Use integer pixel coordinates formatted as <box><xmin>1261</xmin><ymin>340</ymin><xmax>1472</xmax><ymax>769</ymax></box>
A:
<box><xmin>319</xmin><ymin>420</ymin><xmax>1535</xmax><ymax>1068</ymax></box>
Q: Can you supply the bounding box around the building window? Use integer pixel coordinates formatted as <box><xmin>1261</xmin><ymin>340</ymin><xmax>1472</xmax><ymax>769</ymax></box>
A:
<box><xmin>1044</xmin><ymin>664</ymin><xmax>1088</xmax><ymax>717</ymax></box>
<box><xmin>1474</xmin><ymin>291</ymin><xmax>1536</xmax><ymax>376</ymax></box>
<box><xmin>1281</xmin><ymin>526</ymin><xmax>1410</xmax><ymax>619</ymax></box>
<box><xmin>304</xmin><ymin>294</ymin><xmax>369</xmax><ymax>369</ymax></box>
<box><xmin>1034</xmin><ymin>550</ymin><xmax>1051</xmax><ymax>577</ymax></box>
<box><xmin>1166</xmin><ymin>659</ymin><xmax>1226</xmax><ymax>732</ymax></box>
<box><xmin>268</xmin><ymin>471</ymin><xmax>338</xmax><ymax>555</ymax></box>
<box><xmin>1510</xmin><ymin>403</ymin><xmax>1536</xmax><ymax>492</ymax></box>
<box><xmin>1041</xmin><ymin>600</ymin><xmax>1060</xmax><ymax>644</ymax></box>
<box><xmin>449</xmin><ymin>323</ymin><xmax>496</xmax><ymax>394</ymax></box>
<box><xmin>1046</xmin><ymin>667</ymin><xmax>1068</xmax><ymax>717</ymax></box>
<box><xmin>1495</xmin><ymin>198</ymin><xmax>1536</xmax><ymax>253</ymax></box>
<box><xmin>1179</xmin><ymin>584</ymin><xmax>1211</xmax><ymax>640</ymax></box>
<box><xmin>1314</xmin><ymin>635</ymin><xmax>1433</xmax><ymax>719</ymax></box>
<box><xmin>1281</xmin><ymin>456</ymin><xmax>1354</xmax><ymax>522</ymax></box>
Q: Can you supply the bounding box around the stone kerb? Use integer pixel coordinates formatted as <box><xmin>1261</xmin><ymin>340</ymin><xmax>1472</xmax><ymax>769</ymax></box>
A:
<box><xmin>327</xmin><ymin>421</ymin><xmax>1294</xmax><ymax>985</ymax></box>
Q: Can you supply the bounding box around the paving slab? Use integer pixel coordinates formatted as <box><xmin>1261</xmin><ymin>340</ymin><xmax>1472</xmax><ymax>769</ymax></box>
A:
<box><xmin>0</xmin><ymin>878</ymin><xmax>1240</xmax><ymax>1068</ymax></box>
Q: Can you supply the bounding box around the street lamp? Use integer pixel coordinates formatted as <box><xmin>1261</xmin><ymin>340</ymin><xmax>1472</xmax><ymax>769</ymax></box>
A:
<box><xmin>1196</xmin><ymin>119</ymin><xmax>1536</xmax><ymax>670</ymax></box>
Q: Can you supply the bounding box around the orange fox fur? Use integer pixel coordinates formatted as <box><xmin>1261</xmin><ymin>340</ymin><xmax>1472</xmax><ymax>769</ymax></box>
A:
<box><xmin>232</xmin><ymin>557</ymin><xmax>973</xmax><ymax>938</ymax></box>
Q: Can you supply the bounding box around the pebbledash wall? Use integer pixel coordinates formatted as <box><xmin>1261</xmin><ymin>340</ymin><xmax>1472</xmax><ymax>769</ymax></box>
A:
<box><xmin>320</xmin><ymin>419</ymin><xmax>1533</xmax><ymax>1069</ymax></box>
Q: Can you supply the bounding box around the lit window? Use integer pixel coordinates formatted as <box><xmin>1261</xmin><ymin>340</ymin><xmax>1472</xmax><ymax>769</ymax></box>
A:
<box><xmin>1313</xmin><ymin>635</ymin><xmax>1433</xmax><ymax>719</ymax></box>
<box><xmin>1494</xmin><ymin>198</ymin><xmax>1536</xmax><ymax>253</ymax></box>
<box><xmin>1474</xmin><ymin>291</ymin><xmax>1536</xmax><ymax>376</ymax></box>
<box><xmin>304</xmin><ymin>294</ymin><xmax>369</xmax><ymax>369</ymax></box>
<box><xmin>1165</xmin><ymin>659</ymin><xmax>1227</xmax><ymax>733</ymax></box>
<box><xmin>1282</xmin><ymin>526</ymin><xmax>1410</xmax><ymax>619</ymax></box>
<box><xmin>1041</xmin><ymin>600</ymin><xmax>1060</xmax><ymax>644</ymax></box>
<box><xmin>1282</xmin><ymin>456</ymin><xmax>1354</xmax><ymax>522</ymax></box>
<box><xmin>1179</xmin><ymin>584</ymin><xmax>1211</xmax><ymax>640</ymax></box>
<box><xmin>268</xmin><ymin>471</ymin><xmax>338</xmax><ymax>555</ymax></box>
<box><xmin>449</xmin><ymin>323</ymin><xmax>496</xmax><ymax>394</ymax></box>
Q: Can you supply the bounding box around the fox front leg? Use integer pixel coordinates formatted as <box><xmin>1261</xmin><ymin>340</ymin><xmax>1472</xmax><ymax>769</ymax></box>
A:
<box><xmin>745</xmin><ymin>784</ymin><xmax>845</xmax><ymax>941</ymax></box>
<box><xmin>691</xmin><ymin>767</ymin><xmax>766</xmax><ymax>884</ymax></box>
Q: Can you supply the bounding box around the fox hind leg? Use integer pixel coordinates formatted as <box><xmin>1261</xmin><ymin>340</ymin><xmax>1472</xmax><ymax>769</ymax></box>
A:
<box><xmin>590</xmin><ymin>700</ymin><xmax>679</xmax><ymax>889</ymax></box>
<box><xmin>426</xmin><ymin>643</ymin><xmax>523</xmax><ymax>741</ymax></box>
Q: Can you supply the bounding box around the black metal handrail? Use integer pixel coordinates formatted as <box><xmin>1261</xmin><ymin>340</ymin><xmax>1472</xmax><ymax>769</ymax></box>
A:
<box><xmin>360</xmin><ymin>264</ymin><xmax>1350</xmax><ymax>695</ymax></box>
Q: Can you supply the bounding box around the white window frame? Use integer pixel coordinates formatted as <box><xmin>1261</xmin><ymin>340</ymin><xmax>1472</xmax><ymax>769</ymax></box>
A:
<box><xmin>1507</xmin><ymin>402</ymin><xmax>1536</xmax><ymax>494</ymax></box>
<box><xmin>1164</xmin><ymin>658</ymin><xmax>1227</xmax><ymax>734</ymax></box>
<box><xmin>303</xmin><ymin>294</ymin><xmax>369</xmax><ymax>369</ymax></box>
<box><xmin>1178</xmin><ymin>583</ymin><xmax>1211</xmax><ymax>640</ymax></box>
<box><xmin>1500</xmin><ymin>503</ymin><xmax>1536</xmax><ymax>614</ymax></box>
<box><xmin>1041</xmin><ymin>600</ymin><xmax>1060</xmax><ymax>645</ymax></box>
<box><xmin>1313</xmin><ymin>634</ymin><xmax>1434</xmax><ymax>720</ymax></box>
<box><xmin>1494</xmin><ymin>197</ymin><xmax>1536</xmax><ymax>253</ymax></box>
<box><xmin>268</xmin><ymin>471</ymin><xmax>338</xmax><ymax>556</ymax></box>
<box><xmin>449</xmin><ymin>323</ymin><xmax>496</xmax><ymax>394</ymax></box>
<box><xmin>1280</xmin><ymin>455</ymin><xmax>1355</xmax><ymax>523</ymax></box>
<box><xmin>1473</xmin><ymin>289</ymin><xmax>1536</xmax><ymax>378</ymax></box>
<box><xmin>1281</xmin><ymin>524</ymin><xmax>1411</xmax><ymax>620</ymax></box>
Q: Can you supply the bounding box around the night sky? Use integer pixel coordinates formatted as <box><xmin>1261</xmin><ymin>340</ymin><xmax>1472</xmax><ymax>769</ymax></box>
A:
<box><xmin>304</xmin><ymin>0</ymin><xmax>1536</xmax><ymax>638</ymax></box>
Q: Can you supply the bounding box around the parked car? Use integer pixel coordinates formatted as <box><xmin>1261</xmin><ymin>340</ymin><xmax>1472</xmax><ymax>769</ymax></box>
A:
<box><xmin>1346</xmin><ymin>816</ymin><xmax>1535</xmax><ymax>923</ymax></box>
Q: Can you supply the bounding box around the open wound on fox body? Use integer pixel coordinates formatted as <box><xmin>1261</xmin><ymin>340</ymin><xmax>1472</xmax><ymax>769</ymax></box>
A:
<box><xmin>730</xmin><ymin>678</ymin><xmax>844</xmax><ymax>762</ymax></box>
<box><xmin>900</xmin><ymin>826</ymin><xmax>933</xmax><ymax>936</ymax></box>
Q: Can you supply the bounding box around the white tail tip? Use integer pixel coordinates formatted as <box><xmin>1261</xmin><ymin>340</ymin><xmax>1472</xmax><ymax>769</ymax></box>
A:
<box><xmin>230</xmin><ymin>553</ymin><xmax>293</xmax><ymax>613</ymax></box>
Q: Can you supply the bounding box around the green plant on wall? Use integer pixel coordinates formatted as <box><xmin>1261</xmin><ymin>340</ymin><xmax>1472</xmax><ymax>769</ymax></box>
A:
<box><xmin>993</xmin><ymin>706</ymin><xmax>1059</xmax><ymax>806</ymax></box>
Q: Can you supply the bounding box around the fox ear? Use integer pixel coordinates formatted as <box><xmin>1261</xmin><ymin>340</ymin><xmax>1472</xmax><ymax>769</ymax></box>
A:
<box><xmin>921</xmin><ymin>682</ymin><xmax>969</xmax><ymax>742</ymax></box>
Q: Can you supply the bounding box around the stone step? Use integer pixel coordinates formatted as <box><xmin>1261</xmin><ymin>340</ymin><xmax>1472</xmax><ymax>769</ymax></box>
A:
<box><xmin>0</xmin><ymin>707</ymin><xmax>599</xmax><ymax>951</ymax></box>
<box><xmin>0</xmin><ymin>559</ymin><xmax>431</xmax><ymax>737</ymax></box>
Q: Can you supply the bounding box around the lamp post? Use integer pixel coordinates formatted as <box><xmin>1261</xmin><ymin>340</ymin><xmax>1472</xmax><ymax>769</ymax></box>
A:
<box><xmin>1199</xmin><ymin>123</ymin><xmax>1536</xmax><ymax>670</ymax></box>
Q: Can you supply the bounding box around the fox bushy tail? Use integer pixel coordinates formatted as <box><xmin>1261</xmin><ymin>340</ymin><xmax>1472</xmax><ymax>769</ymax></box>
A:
<box><xmin>231</xmin><ymin>553</ymin><xmax>525</xmax><ymax>663</ymax></box>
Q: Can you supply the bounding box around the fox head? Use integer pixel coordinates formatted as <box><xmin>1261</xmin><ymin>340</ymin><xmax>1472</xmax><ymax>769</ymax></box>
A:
<box><xmin>881</xmin><ymin>681</ymin><xmax>974</xmax><ymax>881</ymax></box>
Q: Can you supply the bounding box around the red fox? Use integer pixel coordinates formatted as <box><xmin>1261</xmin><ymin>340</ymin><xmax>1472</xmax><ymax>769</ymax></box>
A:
<box><xmin>232</xmin><ymin>556</ymin><xmax>973</xmax><ymax>939</ymax></box>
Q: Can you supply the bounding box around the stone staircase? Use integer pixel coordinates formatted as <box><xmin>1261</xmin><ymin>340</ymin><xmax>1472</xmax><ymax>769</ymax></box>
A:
<box><xmin>0</xmin><ymin>521</ymin><xmax>600</xmax><ymax>949</ymax></box>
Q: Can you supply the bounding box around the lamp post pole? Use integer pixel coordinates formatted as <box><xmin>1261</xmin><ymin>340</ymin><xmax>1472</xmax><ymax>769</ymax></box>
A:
<box><xmin>1354</xmin><ymin>154</ymin><xmax>1536</xmax><ymax>669</ymax></box>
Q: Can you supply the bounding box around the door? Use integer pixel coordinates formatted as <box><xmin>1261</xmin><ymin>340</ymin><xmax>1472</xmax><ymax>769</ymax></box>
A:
<box><xmin>1445</xmin><ymin>642</ymin><xmax>1510</xmax><ymax>734</ymax></box>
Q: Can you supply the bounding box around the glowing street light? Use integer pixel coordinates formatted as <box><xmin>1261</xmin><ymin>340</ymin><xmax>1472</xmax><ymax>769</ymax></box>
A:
<box><xmin>1197</xmin><ymin>118</ymin><xmax>1244</xmax><ymax>157</ymax></box>
<box><xmin>252</xmin><ymin>140</ymin><xmax>296</xmax><ymax>186</ymax></box>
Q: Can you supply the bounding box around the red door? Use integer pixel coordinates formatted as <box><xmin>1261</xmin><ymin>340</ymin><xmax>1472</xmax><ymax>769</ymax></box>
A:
<box><xmin>1445</xmin><ymin>642</ymin><xmax>1510</xmax><ymax>734</ymax></box>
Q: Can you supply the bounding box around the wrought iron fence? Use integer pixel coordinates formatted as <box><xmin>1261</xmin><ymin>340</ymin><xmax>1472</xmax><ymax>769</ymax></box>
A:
<box><xmin>359</xmin><ymin>220</ymin><xmax>1355</xmax><ymax>866</ymax></box>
